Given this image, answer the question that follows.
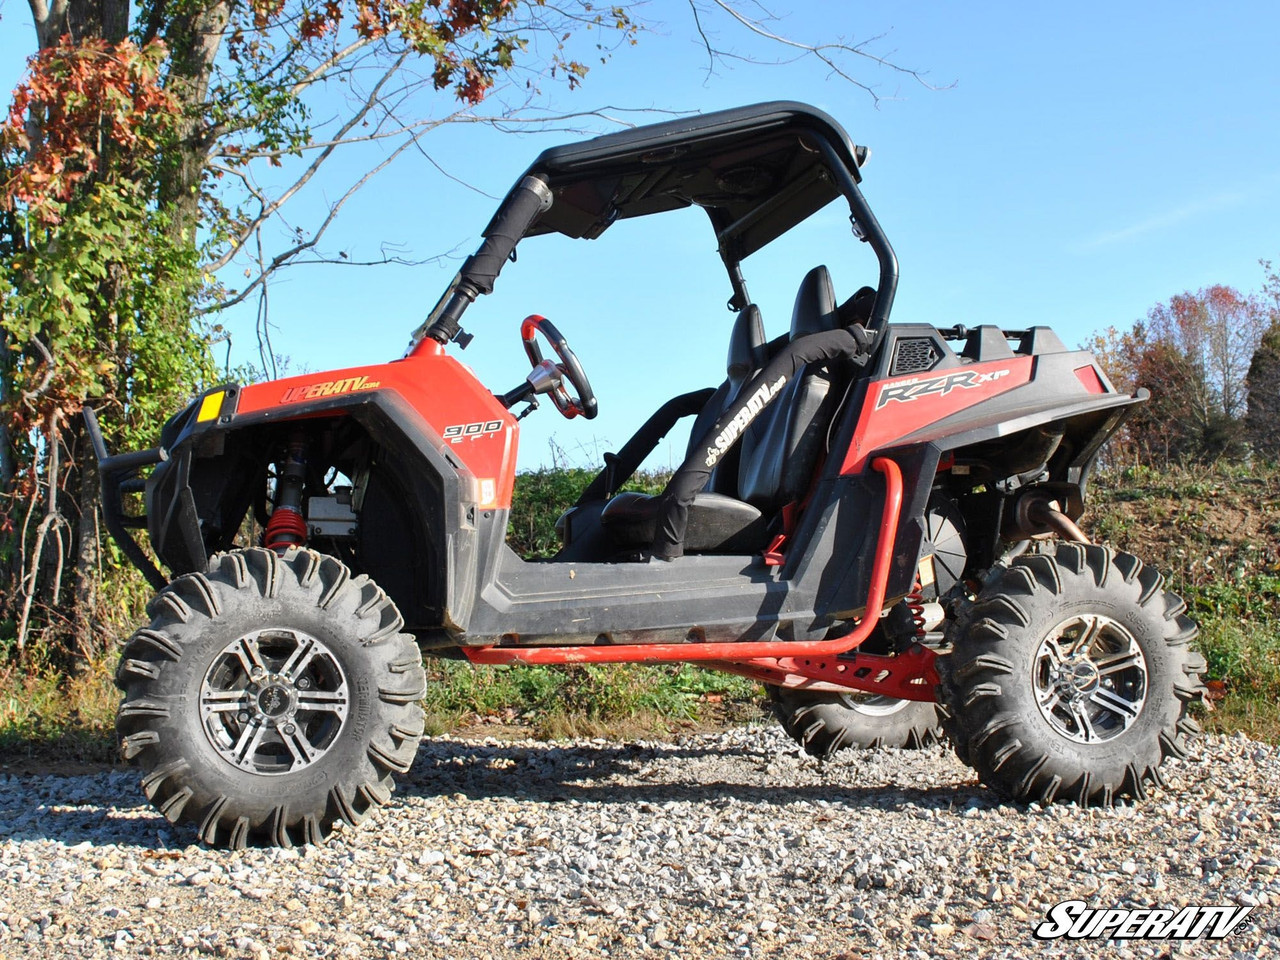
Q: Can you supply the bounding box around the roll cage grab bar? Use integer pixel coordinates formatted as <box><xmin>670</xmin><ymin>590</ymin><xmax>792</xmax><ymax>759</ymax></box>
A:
<box><xmin>412</xmin><ymin>131</ymin><xmax>899</xmax><ymax>349</ymax></box>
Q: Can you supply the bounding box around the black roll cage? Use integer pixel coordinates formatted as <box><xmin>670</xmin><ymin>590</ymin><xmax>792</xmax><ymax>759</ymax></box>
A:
<box><xmin>413</xmin><ymin>101</ymin><xmax>899</xmax><ymax>347</ymax></box>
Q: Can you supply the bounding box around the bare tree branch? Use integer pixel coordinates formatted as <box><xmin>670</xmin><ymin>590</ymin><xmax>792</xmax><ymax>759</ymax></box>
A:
<box><xmin>205</xmin><ymin>99</ymin><xmax>687</xmax><ymax>315</ymax></box>
<box><xmin>281</xmin><ymin>250</ymin><xmax>450</xmax><ymax>268</ymax></box>
<box><xmin>213</xmin><ymin>118</ymin><xmax>453</xmax><ymax>161</ymax></box>
<box><xmin>205</xmin><ymin>53</ymin><xmax>418</xmax><ymax>273</ymax></box>
<box><xmin>15</xmin><ymin>408</ymin><xmax>67</xmax><ymax>650</ymax></box>
<box><xmin>694</xmin><ymin>0</ymin><xmax>951</xmax><ymax>105</ymax></box>
<box><xmin>290</xmin><ymin>37</ymin><xmax>376</xmax><ymax>98</ymax></box>
<box><xmin>688</xmin><ymin>1</ymin><xmax>718</xmax><ymax>81</ymax></box>
<box><xmin>200</xmin><ymin>132</ymin><xmax>423</xmax><ymax>316</ymax></box>
<box><xmin>412</xmin><ymin>147</ymin><xmax>501</xmax><ymax>200</ymax></box>
<box><xmin>20</xmin><ymin>336</ymin><xmax>55</xmax><ymax>404</ymax></box>
<box><xmin>209</xmin><ymin>162</ymin><xmax>268</xmax><ymax>205</ymax></box>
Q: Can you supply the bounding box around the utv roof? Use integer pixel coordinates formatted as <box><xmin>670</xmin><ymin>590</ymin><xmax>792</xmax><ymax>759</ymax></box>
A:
<box><xmin>521</xmin><ymin>101</ymin><xmax>868</xmax><ymax>260</ymax></box>
<box><xmin>415</xmin><ymin>101</ymin><xmax>897</xmax><ymax>346</ymax></box>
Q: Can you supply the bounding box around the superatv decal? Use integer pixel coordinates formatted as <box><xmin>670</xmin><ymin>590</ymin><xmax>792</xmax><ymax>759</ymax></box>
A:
<box><xmin>1034</xmin><ymin>899</ymin><xmax>1252</xmax><ymax>941</ymax></box>
<box><xmin>280</xmin><ymin>375</ymin><xmax>381</xmax><ymax>403</ymax></box>
<box><xmin>444</xmin><ymin>420</ymin><xmax>504</xmax><ymax>443</ymax></box>
<box><xmin>874</xmin><ymin>368</ymin><xmax>1011</xmax><ymax>409</ymax></box>
<box><xmin>704</xmin><ymin>375</ymin><xmax>787</xmax><ymax>468</ymax></box>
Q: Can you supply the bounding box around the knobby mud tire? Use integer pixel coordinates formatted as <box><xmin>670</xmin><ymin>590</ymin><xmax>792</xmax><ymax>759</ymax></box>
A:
<box><xmin>768</xmin><ymin>686</ymin><xmax>945</xmax><ymax>756</ymax></box>
<box><xmin>115</xmin><ymin>547</ymin><xmax>426</xmax><ymax>848</ymax></box>
<box><xmin>937</xmin><ymin>542</ymin><xmax>1205</xmax><ymax>806</ymax></box>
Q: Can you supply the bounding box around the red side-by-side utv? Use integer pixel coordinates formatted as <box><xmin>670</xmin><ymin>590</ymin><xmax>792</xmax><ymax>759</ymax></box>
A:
<box><xmin>86</xmin><ymin>102</ymin><xmax>1205</xmax><ymax>848</ymax></box>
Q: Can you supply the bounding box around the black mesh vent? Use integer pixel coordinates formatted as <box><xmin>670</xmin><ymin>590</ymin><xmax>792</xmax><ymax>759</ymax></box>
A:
<box><xmin>890</xmin><ymin>337</ymin><xmax>940</xmax><ymax>376</ymax></box>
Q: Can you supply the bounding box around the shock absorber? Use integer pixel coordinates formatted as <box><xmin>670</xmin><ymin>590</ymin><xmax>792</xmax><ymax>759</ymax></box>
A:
<box><xmin>905</xmin><ymin>574</ymin><xmax>927</xmax><ymax>640</ymax></box>
<box><xmin>263</xmin><ymin>432</ymin><xmax>309</xmax><ymax>552</ymax></box>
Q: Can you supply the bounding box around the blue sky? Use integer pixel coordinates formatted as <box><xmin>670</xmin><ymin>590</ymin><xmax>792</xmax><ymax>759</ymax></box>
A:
<box><xmin>3</xmin><ymin>2</ymin><xmax>1278</xmax><ymax>470</ymax></box>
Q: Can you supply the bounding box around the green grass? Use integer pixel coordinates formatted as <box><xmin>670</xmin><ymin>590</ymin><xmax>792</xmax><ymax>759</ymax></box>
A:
<box><xmin>0</xmin><ymin>658</ymin><xmax>119</xmax><ymax>765</ymax></box>
<box><xmin>0</xmin><ymin>656</ymin><xmax>763</xmax><ymax>767</ymax></box>
<box><xmin>421</xmin><ymin>660</ymin><xmax>761</xmax><ymax>740</ymax></box>
<box><xmin>1089</xmin><ymin>461</ymin><xmax>1280</xmax><ymax>740</ymax></box>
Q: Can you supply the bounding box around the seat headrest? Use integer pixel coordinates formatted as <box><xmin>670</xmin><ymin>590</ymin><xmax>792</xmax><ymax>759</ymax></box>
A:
<box><xmin>837</xmin><ymin>286</ymin><xmax>876</xmax><ymax>327</ymax></box>
<box><xmin>726</xmin><ymin>304</ymin><xmax>766</xmax><ymax>381</ymax></box>
<box><xmin>791</xmin><ymin>265</ymin><xmax>838</xmax><ymax>339</ymax></box>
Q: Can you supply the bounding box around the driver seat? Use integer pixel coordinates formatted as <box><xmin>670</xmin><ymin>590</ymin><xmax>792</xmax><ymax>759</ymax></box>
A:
<box><xmin>600</xmin><ymin>266</ymin><xmax>844</xmax><ymax>554</ymax></box>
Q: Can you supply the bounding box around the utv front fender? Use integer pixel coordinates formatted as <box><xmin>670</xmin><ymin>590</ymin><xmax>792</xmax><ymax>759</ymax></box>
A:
<box><xmin>91</xmin><ymin>386</ymin><xmax>482</xmax><ymax>640</ymax></box>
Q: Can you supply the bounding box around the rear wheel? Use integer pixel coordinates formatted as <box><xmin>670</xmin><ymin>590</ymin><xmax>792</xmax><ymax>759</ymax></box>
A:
<box><xmin>768</xmin><ymin>686</ymin><xmax>944</xmax><ymax>756</ymax></box>
<box><xmin>115</xmin><ymin>548</ymin><xmax>426</xmax><ymax>848</ymax></box>
<box><xmin>938</xmin><ymin>542</ymin><xmax>1204</xmax><ymax>806</ymax></box>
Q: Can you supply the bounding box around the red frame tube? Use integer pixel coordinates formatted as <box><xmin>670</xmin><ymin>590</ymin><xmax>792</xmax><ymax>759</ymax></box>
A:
<box><xmin>465</xmin><ymin>457</ymin><xmax>905</xmax><ymax>667</ymax></box>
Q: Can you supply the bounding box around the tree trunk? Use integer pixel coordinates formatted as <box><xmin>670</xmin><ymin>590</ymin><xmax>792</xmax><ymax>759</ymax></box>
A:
<box><xmin>73</xmin><ymin>428</ymin><xmax>101</xmax><ymax>662</ymax></box>
<box><xmin>31</xmin><ymin>0</ymin><xmax>129</xmax><ymax>47</ymax></box>
<box><xmin>160</xmin><ymin>2</ymin><xmax>231</xmax><ymax>241</ymax></box>
<box><xmin>0</xmin><ymin>339</ymin><xmax>13</xmax><ymax>488</ymax></box>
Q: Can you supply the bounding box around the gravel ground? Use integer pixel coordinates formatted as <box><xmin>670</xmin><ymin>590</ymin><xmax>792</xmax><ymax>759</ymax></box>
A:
<box><xmin>0</xmin><ymin>725</ymin><xmax>1276</xmax><ymax>959</ymax></box>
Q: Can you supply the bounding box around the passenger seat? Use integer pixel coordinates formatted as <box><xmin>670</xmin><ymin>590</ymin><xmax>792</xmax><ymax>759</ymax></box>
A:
<box><xmin>599</xmin><ymin>305</ymin><xmax>769</xmax><ymax>552</ymax></box>
<box><xmin>736</xmin><ymin>265</ymin><xmax>846</xmax><ymax>511</ymax></box>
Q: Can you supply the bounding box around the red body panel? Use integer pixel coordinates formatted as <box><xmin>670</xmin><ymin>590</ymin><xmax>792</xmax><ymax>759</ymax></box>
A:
<box><xmin>1073</xmin><ymin>364</ymin><xmax>1106</xmax><ymax>395</ymax></box>
<box><xmin>840</xmin><ymin>356</ymin><xmax>1034</xmax><ymax>474</ymax></box>
<box><xmin>236</xmin><ymin>342</ymin><xmax>520</xmax><ymax>509</ymax></box>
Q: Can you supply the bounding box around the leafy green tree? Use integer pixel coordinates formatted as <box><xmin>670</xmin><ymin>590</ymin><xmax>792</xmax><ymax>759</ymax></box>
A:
<box><xmin>1246</xmin><ymin>262</ymin><xmax>1280</xmax><ymax>461</ymax></box>
<box><xmin>1</xmin><ymin>38</ymin><xmax>212</xmax><ymax>655</ymax></box>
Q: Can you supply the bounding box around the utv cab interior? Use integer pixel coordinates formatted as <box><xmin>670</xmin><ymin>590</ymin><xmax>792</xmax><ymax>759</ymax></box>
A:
<box><xmin>412</xmin><ymin>101</ymin><xmax>898</xmax><ymax>568</ymax></box>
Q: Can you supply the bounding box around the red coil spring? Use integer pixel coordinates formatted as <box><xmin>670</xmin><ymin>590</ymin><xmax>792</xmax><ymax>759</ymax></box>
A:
<box><xmin>906</xmin><ymin>575</ymin><xmax>927</xmax><ymax>639</ymax></box>
<box><xmin>263</xmin><ymin>508</ymin><xmax>308</xmax><ymax>552</ymax></box>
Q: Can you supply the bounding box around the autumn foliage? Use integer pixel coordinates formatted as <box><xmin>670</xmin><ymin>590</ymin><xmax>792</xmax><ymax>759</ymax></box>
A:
<box><xmin>1090</xmin><ymin>282</ymin><xmax>1277</xmax><ymax>466</ymax></box>
<box><xmin>1</xmin><ymin>38</ymin><xmax>176</xmax><ymax>221</ymax></box>
<box><xmin>235</xmin><ymin>0</ymin><xmax>530</xmax><ymax>105</ymax></box>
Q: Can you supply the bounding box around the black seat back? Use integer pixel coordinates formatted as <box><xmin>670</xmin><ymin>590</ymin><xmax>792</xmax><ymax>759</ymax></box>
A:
<box><xmin>737</xmin><ymin>266</ymin><xmax>844</xmax><ymax>510</ymax></box>
<box><xmin>686</xmin><ymin>304</ymin><xmax>766</xmax><ymax>494</ymax></box>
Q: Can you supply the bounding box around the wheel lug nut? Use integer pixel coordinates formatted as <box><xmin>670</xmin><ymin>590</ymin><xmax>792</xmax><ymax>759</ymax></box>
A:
<box><xmin>283</xmin><ymin>724</ymin><xmax>296</xmax><ymax>736</ymax></box>
<box><xmin>237</xmin><ymin>712</ymin><xmax>249</xmax><ymax>723</ymax></box>
<box><xmin>297</xmin><ymin>678</ymin><xmax>311</xmax><ymax>690</ymax></box>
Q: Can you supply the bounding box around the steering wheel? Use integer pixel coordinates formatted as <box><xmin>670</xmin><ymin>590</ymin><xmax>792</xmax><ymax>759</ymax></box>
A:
<box><xmin>521</xmin><ymin>315</ymin><xmax>598</xmax><ymax>420</ymax></box>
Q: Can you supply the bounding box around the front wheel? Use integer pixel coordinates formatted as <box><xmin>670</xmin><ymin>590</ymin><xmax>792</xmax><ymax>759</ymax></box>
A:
<box><xmin>938</xmin><ymin>542</ymin><xmax>1205</xmax><ymax>806</ymax></box>
<box><xmin>115</xmin><ymin>548</ymin><xmax>426</xmax><ymax>848</ymax></box>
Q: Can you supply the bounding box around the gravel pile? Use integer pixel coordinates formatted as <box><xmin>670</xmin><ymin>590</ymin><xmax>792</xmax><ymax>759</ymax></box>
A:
<box><xmin>0</xmin><ymin>725</ymin><xmax>1276</xmax><ymax>958</ymax></box>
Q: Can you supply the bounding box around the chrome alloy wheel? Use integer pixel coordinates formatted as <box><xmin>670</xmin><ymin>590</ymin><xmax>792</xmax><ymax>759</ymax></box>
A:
<box><xmin>200</xmin><ymin>629</ymin><xmax>350</xmax><ymax>775</ymax></box>
<box><xmin>836</xmin><ymin>694</ymin><xmax>914</xmax><ymax>717</ymax></box>
<box><xmin>1033</xmin><ymin>614</ymin><xmax>1148</xmax><ymax>744</ymax></box>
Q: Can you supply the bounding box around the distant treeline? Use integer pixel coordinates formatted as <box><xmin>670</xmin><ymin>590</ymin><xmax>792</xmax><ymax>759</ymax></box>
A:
<box><xmin>1088</xmin><ymin>267</ymin><xmax>1280</xmax><ymax>466</ymax></box>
